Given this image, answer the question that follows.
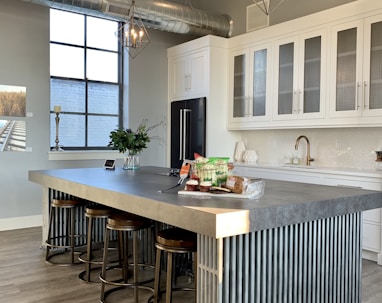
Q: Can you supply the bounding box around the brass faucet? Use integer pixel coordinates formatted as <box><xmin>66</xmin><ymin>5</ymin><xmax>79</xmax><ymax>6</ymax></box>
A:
<box><xmin>295</xmin><ymin>135</ymin><xmax>314</xmax><ymax>166</ymax></box>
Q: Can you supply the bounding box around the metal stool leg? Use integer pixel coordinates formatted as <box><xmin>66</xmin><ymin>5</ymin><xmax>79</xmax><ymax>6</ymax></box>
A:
<box><xmin>133</xmin><ymin>230</ymin><xmax>139</xmax><ymax>303</ymax></box>
<box><xmin>45</xmin><ymin>205</ymin><xmax>55</xmax><ymax>261</ymax></box>
<box><xmin>166</xmin><ymin>251</ymin><xmax>173</xmax><ymax>303</ymax></box>
<box><xmin>84</xmin><ymin>215</ymin><xmax>94</xmax><ymax>282</ymax></box>
<box><xmin>100</xmin><ymin>227</ymin><xmax>111</xmax><ymax>301</ymax></box>
<box><xmin>194</xmin><ymin>252</ymin><xmax>197</xmax><ymax>303</ymax></box>
<box><xmin>70</xmin><ymin>207</ymin><xmax>76</xmax><ymax>264</ymax></box>
<box><xmin>153</xmin><ymin>247</ymin><xmax>162</xmax><ymax>303</ymax></box>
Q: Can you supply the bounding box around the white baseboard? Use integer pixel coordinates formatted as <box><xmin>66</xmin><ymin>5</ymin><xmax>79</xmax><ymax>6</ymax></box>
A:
<box><xmin>0</xmin><ymin>215</ymin><xmax>42</xmax><ymax>231</ymax></box>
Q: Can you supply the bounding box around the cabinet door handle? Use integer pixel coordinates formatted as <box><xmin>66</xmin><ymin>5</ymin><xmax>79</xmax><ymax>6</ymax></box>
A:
<box><xmin>184</xmin><ymin>75</ymin><xmax>191</xmax><ymax>91</ymax></box>
<box><xmin>179</xmin><ymin>109</ymin><xmax>183</xmax><ymax>160</ymax></box>
<box><xmin>336</xmin><ymin>184</ymin><xmax>362</xmax><ymax>189</ymax></box>
<box><xmin>293</xmin><ymin>90</ymin><xmax>299</xmax><ymax>114</ymax></box>
<box><xmin>356</xmin><ymin>82</ymin><xmax>361</xmax><ymax>109</ymax></box>
<box><xmin>247</xmin><ymin>96</ymin><xmax>251</xmax><ymax>117</ymax></box>
<box><xmin>297</xmin><ymin>89</ymin><xmax>302</xmax><ymax>113</ymax></box>
<box><xmin>363</xmin><ymin>81</ymin><xmax>369</xmax><ymax>110</ymax></box>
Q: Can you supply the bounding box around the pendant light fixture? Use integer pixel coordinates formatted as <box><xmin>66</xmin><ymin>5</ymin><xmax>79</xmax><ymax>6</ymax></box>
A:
<box><xmin>253</xmin><ymin>0</ymin><xmax>285</xmax><ymax>16</ymax></box>
<box><xmin>117</xmin><ymin>0</ymin><xmax>150</xmax><ymax>58</ymax></box>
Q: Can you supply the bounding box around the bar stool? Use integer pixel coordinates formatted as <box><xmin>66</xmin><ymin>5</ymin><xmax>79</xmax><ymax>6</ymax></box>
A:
<box><xmin>45</xmin><ymin>198</ymin><xmax>85</xmax><ymax>265</ymax></box>
<box><xmin>100</xmin><ymin>211</ymin><xmax>155</xmax><ymax>303</ymax></box>
<box><xmin>78</xmin><ymin>204</ymin><xmax>113</xmax><ymax>282</ymax></box>
<box><xmin>152</xmin><ymin>227</ymin><xmax>197</xmax><ymax>303</ymax></box>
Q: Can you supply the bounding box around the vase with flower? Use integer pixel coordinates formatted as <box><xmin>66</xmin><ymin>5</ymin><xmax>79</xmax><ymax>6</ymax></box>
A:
<box><xmin>108</xmin><ymin>120</ymin><xmax>163</xmax><ymax>170</ymax></box>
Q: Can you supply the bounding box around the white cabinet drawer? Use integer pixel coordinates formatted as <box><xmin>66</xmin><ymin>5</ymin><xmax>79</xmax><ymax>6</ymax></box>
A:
<box><xmin>323</xmin><ymin>177</ymin><xmax>382</xmax><ymax>190</ymax></box>
<box><xmin>243</xmin><ymin>167</ymin><xmax>322</xmax><ymax>185</ymax></box>
<box><xmin>364</xmin><ymin>209</ymin><xmax>381</xmax><ymax>223</ymax></box>
<box><xmin>363</xmin><ymin>222</ymin><xmax>381</xmax><ymax>252</ymax></box>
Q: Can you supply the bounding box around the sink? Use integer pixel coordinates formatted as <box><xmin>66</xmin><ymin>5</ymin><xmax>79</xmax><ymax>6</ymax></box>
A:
<box><xmin>281</xmin><ymin>164</ymin><xmax>316</xmax><ymax>169</ymax></box>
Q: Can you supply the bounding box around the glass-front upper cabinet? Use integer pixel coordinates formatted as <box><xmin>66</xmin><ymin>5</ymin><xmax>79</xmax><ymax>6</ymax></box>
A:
<box><xmin>273</xmin><ymin>29</ymin><xmax>327</xmax><ymax>121</ymax></box>
<box><xmin>330</xmin><ymin>15</ymin><xmax>382</xmax><ymax>118</ymax></box>
<box><xmin>363</xmin><ymin>15</ymin><xmax>382</xmax><ymax>117</ymax></box>
<box><xmin>228</xmin><ymin>43</ymin><xmax>271</xmax><ymax>127</ymax></box>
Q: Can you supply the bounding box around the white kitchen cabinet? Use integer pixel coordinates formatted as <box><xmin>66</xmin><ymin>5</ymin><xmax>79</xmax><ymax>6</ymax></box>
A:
<box><xmin>167</xmin><ymin>35</ymin><xmax>240</xmax><ymax>162</ymax></box>
<box><xmin>226</xmin><ymin>0</ymin><xmax>382</xmax><ymax>130</ymax></box>
<box><xmin>168</xmin><ymin>48</ymin><xmax>208</xmax><ymax>101</ymax></box>
<box><xmin>273</xmin><ymin>29</ymin><xmax>327</xmax><ymax>122</ymax></box>
<box><xmin>228</xmin><ymin>43</ymin><xmax>272</xmax><ymax>128</ymax></box>
<box><xmin>233</xmin><ymin>163</ymin><xmax>382</xmax><ymax>264</ymax></box>
<box><xmin>329</xmin><ymin>14</ymin><xmax>382</xmax><ymax>121</ymax></box>
<box><xmin>323</xmin><ymin>176</ymin><xmax>382</xmax><ymax>262</ymax></box>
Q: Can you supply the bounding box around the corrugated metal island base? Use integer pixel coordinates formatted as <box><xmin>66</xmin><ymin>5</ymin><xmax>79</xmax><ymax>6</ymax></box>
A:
<box><xmin>29</xmin><ymin>167</ymin><xmax>382</xmax><ymax>303</ymax></box>
<box><xmin>198</xmin><ymin>213</ymin><xmax>361</xmax><ymax>303</ymax></box>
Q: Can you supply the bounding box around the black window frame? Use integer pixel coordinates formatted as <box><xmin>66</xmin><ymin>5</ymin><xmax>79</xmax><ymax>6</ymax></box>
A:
<box><xmin>49</xmin><ymin>8</ymin><xmax>124</xmax><ymax>151</ymax></box>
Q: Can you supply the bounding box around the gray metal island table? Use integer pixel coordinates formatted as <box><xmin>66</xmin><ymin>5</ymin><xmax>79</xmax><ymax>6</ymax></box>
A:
<box><xmin>29</xmin><ymin>166</ymin><xmax>382</xmax><ymax>303</ymax></box>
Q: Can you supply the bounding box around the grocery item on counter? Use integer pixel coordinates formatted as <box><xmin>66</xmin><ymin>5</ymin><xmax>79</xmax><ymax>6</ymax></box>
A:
<box><xmin>199</xmin><ymin>181</ymin><xmax>212</xmax><ymax>192</ymax></box>
<box><xmin>225</xmin><ymin>175</ymin><xmax>265</xmax><ymax>199</ymax></box>
<box><xmin>194</xmin><ymin>156</ymin><xmax>230</xmax><ymax>186</ymax></box>
<box><xmin>185</xmin><ymin>179</ymin><xmax>199</xmax><ymax>191</ymax></box>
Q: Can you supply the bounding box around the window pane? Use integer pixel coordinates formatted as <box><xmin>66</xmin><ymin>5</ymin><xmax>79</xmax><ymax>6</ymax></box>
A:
<box><xmin>50</xmin><ymin>9</ymin><xmax>121</xmax><ymax>150</ymax></box>
<box><xmin>50</xmin><ymin>44</ymin><xmax>84</xmax><ymax>79</ymax></box>
<box><xmin>88</xmin><ymin>82</ymin><xmax>119</xmax><ymax>115</ymax></box>
<box><xmin>50</xmin><ymin>10</ymin><xmax>84</xmax><ymax>46</ymax></box>
<box><xmin>87</xmin><ymin>49</ymin><xmax>118</xmax><ymax>82</ymax></box>
<box><xmin>50</xmin><ymin>114</ymin><xmax>85</xmax><ymax>148</ymax></box>
<box><xmin>50</xmin><ymin>79</ymin><xmax>86</xmax><ymax>112</ymax></box>
<box><xmin>88</xmin><ymin>116</ymin><xmax>119</xmax><ymax>147</ymax></box>
<box><xmin>87</xmin><ymin>16</ymin><xmax>119</xmax><ymax>51</ymax></box>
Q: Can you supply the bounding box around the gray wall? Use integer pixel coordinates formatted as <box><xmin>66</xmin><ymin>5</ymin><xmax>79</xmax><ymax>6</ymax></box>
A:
<box><xmin>0</xmin><ymin>0</ymin><xmax>186</xmax><ymax>229</ymax></box>
<box><xmin>194</xmin><ymin>0</ymin><xmax>356</xmax><ymax>36</ymax></box>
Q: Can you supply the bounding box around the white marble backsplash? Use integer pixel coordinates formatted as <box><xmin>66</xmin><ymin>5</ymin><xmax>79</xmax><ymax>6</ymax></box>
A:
<box><xmin>240</xmin><ymin>127</ymin><xmax>382</xmax><ymax>170</ymax></box>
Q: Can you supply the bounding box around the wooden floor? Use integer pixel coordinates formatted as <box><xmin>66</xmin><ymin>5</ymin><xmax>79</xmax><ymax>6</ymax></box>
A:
<box><xmin>1</xmin><ymin>227</ymin><xmax>382</xmax><ymax>302</ymax></box>
<box><xmin>0</xmin><ymin>227</ymin><xmax>194</xmax><ymax>303</ymax></box>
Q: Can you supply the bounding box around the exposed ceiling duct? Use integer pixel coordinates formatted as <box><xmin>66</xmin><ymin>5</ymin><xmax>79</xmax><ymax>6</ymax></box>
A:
<box><xmin>22</xmin><ymin>0</ymin><xmax>233</xmax><ymax>38</ymax></box>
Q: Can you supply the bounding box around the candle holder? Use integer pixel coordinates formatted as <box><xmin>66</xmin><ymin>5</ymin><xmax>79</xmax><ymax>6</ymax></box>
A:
<box><xmin>54</xmin><ymin>112</ymin><xmax>63</xmax><ymax>151</ymax></box>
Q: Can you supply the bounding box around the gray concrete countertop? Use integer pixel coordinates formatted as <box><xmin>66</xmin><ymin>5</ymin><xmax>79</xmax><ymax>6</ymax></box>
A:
<box><xmin>29</xmin><ymin>166</ymin><xmax>382</xmax><ymax>238</ymax></box>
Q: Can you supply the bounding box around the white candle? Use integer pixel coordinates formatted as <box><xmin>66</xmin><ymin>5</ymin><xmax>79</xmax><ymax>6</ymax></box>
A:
<box><xmin>53</xmin><ymin>105</ymin><xmax>61</xmax><ymax>113</ymax></box>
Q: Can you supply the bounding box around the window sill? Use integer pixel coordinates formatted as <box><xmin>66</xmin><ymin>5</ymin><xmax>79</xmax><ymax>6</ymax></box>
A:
<box><xmin>48</xmin><ymin>150</ymin><xmax>121</xmax><ymax>161</ymax></box>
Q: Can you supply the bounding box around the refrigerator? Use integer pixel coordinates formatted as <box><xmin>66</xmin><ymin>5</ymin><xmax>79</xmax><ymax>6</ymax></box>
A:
<box><xmin>170</xmin><ymin>97</ymin><xmax>206</xmax><ymax>169</ymax></box>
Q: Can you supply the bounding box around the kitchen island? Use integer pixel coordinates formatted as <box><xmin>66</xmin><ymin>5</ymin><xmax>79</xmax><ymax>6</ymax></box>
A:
<box><xmin>29</xmin><ymin>166</ymin><xmax>382</xmax><ymax>303</ymax></box>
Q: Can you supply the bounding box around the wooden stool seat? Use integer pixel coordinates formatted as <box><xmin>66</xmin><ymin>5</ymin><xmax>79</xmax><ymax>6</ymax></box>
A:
<box><xmin>85</xmin><ymin>205</ymin><xmax>113</xmax><ymax>217</ymax></box>
<box><xmin>45</xmin><ymin>198</ymin><xmax>85</xmax><ymax>265</ymax></box>
<box><xmin>100</xmin><ymin>211</ymin><xmax>154</xmax><ymax>303</ymax></box>
<box><xmin>156</xmin><ymin>228</ymin><xmax>197</xmax><ymax>250</ymax></box>
<box><xmin>152</xmin><ymin>227</ymin><xmax>197</xmax><ymax>303</ymax></box>
<box><xmin>79</xmin><ymin>205</ymin><xmax>114</xmax><ymax>283</ymax></box>
<box><xmin>52</xmin><ymin>198</ymin><xmax>80</xmax><ymax>207</ymax></box>
<box><xmin>107</xmin><ymin>213</ymin><xmax>150</xmax><ymax>230</ymax></box>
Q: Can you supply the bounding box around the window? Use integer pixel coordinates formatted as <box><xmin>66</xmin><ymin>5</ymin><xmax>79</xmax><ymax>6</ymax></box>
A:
<box><xmin>50</xmin><ymin>9</ymin><xmax>122</xmax><ymax>150</ymax></box>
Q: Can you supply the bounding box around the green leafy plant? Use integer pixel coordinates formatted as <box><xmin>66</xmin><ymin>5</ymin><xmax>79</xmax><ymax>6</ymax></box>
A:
<box><xmin>108</xmin><ymin>120</ymin><xmax>163</xmax><ymax>155</ymax></box>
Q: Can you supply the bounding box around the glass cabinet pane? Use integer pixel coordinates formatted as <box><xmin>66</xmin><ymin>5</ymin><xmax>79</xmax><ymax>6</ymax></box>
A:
<box><xmin>369</xmin><ymin>21</ymin><xmax>382</xmax><ymax>110</ymax></box>
<box><xmin>278</xmin><ymin>43</ymin><xmax>294</xmax><ymax>115</ymax></box>
<box><xmin>303</xmin><ymin>36</ymin><xmax>321</xmax><ymax>113</ymax></box>
<box><xmin>253</xmin><ymin>49</ymin><xmax>267</xmax><ymax>116</ymax></box>
<box><xmin>336</xmin><ymin>27</ymin><xmax>357</xmax><ymax>111</ymax></box>
<box><xmin>233</xmin><ymin>54</ymin><xmax>246</xmax><ymax>117</ymax></box>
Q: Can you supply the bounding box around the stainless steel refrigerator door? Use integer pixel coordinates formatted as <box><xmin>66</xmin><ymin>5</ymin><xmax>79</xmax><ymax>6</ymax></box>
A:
<box><xmin>171</xmin><ymin>97</ymin><xmax>206</xmax><ymax>168</ymax></box>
